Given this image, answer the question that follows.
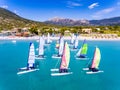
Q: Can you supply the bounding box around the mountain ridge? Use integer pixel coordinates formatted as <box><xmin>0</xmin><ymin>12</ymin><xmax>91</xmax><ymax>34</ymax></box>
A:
<box><xmin>44</xmin><ymin>16</ymin><xmax>120</xmax><ymax>26</ymax></box>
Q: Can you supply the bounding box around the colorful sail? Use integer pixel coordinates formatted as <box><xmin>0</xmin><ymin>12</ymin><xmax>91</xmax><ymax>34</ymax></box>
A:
<box><xmin>27</xmin><ymin>43</ymin><xmax>35</xmax><ymax>68</ymax></box>
<box><xmin>91</xmin><ymin>47</ymin><xmax>101</xmax><ymax>69</ymax></box>
<box><xmin>80</xmin><ymin>39</ymin><xmax>88</xmax><ymax>55</ymax></box>
<box><xmin>60</xmin><ymin>42</ymin><xmax>70</xmax><ymax>69</ymax></box>
<box><xmin>76</xmin><ymin>39</ymin><xmax>88</xmax><ymax>57</ymax></box>
<box><xmin>38</xmin><ymin>37</ymin><xmax>44</xmax><ymax>55</ymax></box>
<box><xmin>58</xmin><ymin>36</ymin><xmax>64</xmax><ymax>56</ymax></box>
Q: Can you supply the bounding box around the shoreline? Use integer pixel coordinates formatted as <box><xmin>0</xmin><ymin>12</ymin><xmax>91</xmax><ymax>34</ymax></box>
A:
<box><xmin>0</xmin><ymin>36</ymin><xmax>120</xmax><ymax>41</ymax></box>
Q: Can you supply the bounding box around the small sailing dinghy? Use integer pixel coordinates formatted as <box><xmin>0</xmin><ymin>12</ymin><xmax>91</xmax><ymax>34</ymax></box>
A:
<box><xmin>76</xmin><ymin>39</ymin><xmax>88</xmax><ymax>60</ymax></box>
<box><xmin>71</xmin><ymin>36</ymin><xmax>78</xmax><ymax>50</ymax></box>
<box><xmin>36</xmin><ymin>36</ymin><xmax>45</xmax><ymax>59</ymax></box>
<box><xmin>46</xmin><ymin>33</ymin><xmax>52</xmax><ymax>44</ymax></box>
<box><xmin>17</xmin><ymin>43</ymin><xmax>39</xmax><ymax>75</ymax></box>
<box><xmin>70</xmin><ymin>33</ymin><xmax>75</xmax><ymax>45</ymax></box>
<box><xmin>52</xmin><ymin>35</ymin><xmax>64</xmax><ymax>59</ymax></box>
<box><xmin>84</xmin><ymin>47</ymin><xmax>103</xmax><ymax>74</ymax></box>
<box><xmin>51</xmin><ymin>42</ymin><xmax>73</xmax><ymax>76</ymax></box>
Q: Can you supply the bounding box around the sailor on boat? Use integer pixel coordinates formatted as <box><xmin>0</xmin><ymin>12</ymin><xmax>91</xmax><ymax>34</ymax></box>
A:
<box><xmin>18</xmin><ymin>42</ymin><xmax>39</xmax><ymax>72</ymax></box>
<box><xmin>89</xmin><ymin>67</ymin><xmax>99</xmax><ymax>72</ymax></box>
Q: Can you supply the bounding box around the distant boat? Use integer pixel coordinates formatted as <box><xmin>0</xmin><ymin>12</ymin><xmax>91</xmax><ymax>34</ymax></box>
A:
<box><xmin>51</xmin><ymin>42</ymin><xmax>73</xmax><ymax>76</ymax></box>
<box><xmin>70</xmin><ymin>33</ymin><xmax>75</xmax><ymax>45</ymax></box>
<box><xmin>76</xmin><ymin>39</ymin><xmax>88</xmax><ymax>59</ymax></box>
<box><xmin>12</xmin><ymin>40</ymin><xmax>16</xmax><ymax>43</ymax></box>
<box><xmin>17</xmin><ymin>43</ymin><xmax>39</xmax><ymax>75</ymax></box>
<box><xmin>72</xmin><ymin>36</ymin><xmax>78</xmax><ymax>50</ymax></box>
<box><xmin>36</xmin><ymin>36</ymin><xmax>45</xmax><ymax>59</ymax></box>
<box><xmin>52</xmin><ymin>36</ymin><xmax>64</xmax><ymax>58</ymax></box>
<box><xmin>84</xmin><ymin>47</ymin><xmax>103</xmax><ymax>74</ymax></box>
<box><xmin>46</xmin><ymin>33</ymin><xmax>52</xmax><ymax>44</ymax></box>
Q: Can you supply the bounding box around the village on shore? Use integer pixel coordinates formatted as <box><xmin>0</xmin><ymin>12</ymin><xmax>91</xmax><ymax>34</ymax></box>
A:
<box><xmin>0</xmin><ymin>27</ymin><xmax>119</xmax><ymax>40</ymax></box>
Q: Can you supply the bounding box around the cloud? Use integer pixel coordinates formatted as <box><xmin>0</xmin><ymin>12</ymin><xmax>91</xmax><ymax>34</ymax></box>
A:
<box><xmin>0</xmin><ymin>5</ymin><xmax>8</xmax><ymax>9</ymax></box>
<box><xmin>67</xmin><ymin>1</ymin><xmax>82</xmax><ymax>8</ymax></box>
<box><xmin>88</xmin><ymin>3</ymin><xmax>99</xmax><ymax>9</ymax></box>
<box><xmin>13</xmin><ymin>10</ymin><xmax>19</xmax><ymax>15</ymax></box>
<box><xmin>92</xmin><ymin>7</ymin><xmax>115</xmax><ymax>19</ymax></box>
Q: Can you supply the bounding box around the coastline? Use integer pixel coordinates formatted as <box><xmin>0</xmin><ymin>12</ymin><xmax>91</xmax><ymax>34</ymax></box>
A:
<box><xmin>0</xmin><ymin>36</ymin><xmax>120</xmax><ymax>41</ymax></box>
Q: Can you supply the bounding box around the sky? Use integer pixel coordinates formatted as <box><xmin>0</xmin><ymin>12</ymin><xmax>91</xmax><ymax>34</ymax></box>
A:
<box><xmin>0</xmin><ymin>0</ymin><xmax>120</xmax><ymax>21</ymax></box>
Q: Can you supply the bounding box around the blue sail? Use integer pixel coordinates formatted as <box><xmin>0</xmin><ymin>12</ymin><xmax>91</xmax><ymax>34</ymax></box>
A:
<box><xmin>27</xmin><ymin>43</ymin><xmax>35</xmax><ymax>68</ymax></box>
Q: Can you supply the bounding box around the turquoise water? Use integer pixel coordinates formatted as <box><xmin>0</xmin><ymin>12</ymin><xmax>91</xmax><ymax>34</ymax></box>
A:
<box><xmin>0</xmin><ymin>40</ymin><xmax>120</xmax><ymax>90</ymax></box>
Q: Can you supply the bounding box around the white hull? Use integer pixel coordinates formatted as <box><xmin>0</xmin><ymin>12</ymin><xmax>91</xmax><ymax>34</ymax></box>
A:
<box><xmin>12</xmin><ymin>40</ymin><xmax>16</xmax><ymax>43</ymax></box>
<box><xmin>51</xmin><ymin>68</ymin><xmax>70</xmax><ymax>72</ymax></box>
<box><xmin>35</xmin><ymin>57</ymin><xmax>45</xmax><ymax>59</ymax></box>
<box><xmin>83</xmin><ymin>68</ymin><xmax>89</xmax><ymax>70</ymax></box>
<box><xmin>52</xmin><ymin>55</ymin><xmax>61</xmax><ymax>59</ymax></box>
<box><xmin>76</xmin><ymin>57</ymin><xmax>89</xmax><ymax>60</ymax></box>
<box><xmin>86</xmin><ymin>71</ymin><xmax>104</xmax><ymax>74</ymax></box>
<box><xmin>51</xmin><ymin>68</ymin><xmax>59</xmax><ymax>72</ymax></box>
<box><xmin>17</xmin><ymin>69</ymin><xmax>39</xmax><ymax>75</ymax></box>
<box><xmin>35</xmin><ymin>55</ymin><xmax>46</xmax><ymax>59</ymax></box>
<box><xmin>51</xmin><ymin>72</ymin><xmax>73</xmax><ymax>76</ymax></box>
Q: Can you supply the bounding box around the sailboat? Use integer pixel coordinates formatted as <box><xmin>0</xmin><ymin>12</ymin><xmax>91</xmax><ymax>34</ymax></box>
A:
<box><xmin>36</xmin><ymin>36</ymin><xmax>45</xmax><ymax>59</ymax></box>
<box><xmin>76</xmin><ymin>39</ymin><xmax>88</xmax><ymax>59</ymax></box>
<box><xmin>71</xmin><ymin>36</ymin><xmax>78</xmax><ymax>50</ymax></box>
<box><xmin>51</xmin><ymin>42</ymin><xmax>73</xmax><ymax>76</ymax></box>
<box><xmin>52</xmin><ymin>36</ymin><xmax>64</xmax><ymax>58</ymax></box>
<box><xmin>85</xmin><ymin>47</ymin><xmax>103</xmax><ymax>74</ymax></box>
<box><xmin>17</xmin><ymin>43</ymin><xmax>39</xmax><ymax>75</ymax></box>
<box><xmin>70</xmin><ymin>33</ymin><xmax>75</xmax><ymax>45</ymax></box>
<box><xmin>46</xmin><ymin>33</ymin><xmax>52</xmax><ymax>44</ymax></box>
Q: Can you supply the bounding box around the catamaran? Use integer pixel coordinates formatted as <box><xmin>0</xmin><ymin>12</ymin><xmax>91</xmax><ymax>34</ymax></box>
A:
<box><xmin>17</xmin><ymin>43</ymin><xmax>39</xmax><ymax>75</ymax></box>
<box><xmin>36</xmin><ymin>36</ymin><xmax>45</xmax><ymax>59</ymax></box>
<box><xmin>76</xmin><ymin>39</ymin><xmax>88</xmax><ymax>59</ymax></box>
<box><xmin>84</xmin><ymin>47</ymin><xmax>103</xmax><ymax>74</ymax></box>
<box><xmin>51</xmin><ymin>42</ymin><xmax>73</xmax><ymax>76</ymax></box>
<box><xmin>72</xmin><ymin>36</ymin><xmax>78</xmax><ymax>50</ymax></box>
<box><xmin>52</xmin><ymin>36</ymin><xmax>64</xmax><ymax>58</ymax></box>
<box><xmin>46</xmin><ymin>33</ymin><xmax>52</xmax><ymax>44</ymax></box>
<box><xmin>70</xmin><ymin>33</ymin><xmax>75</xmax><ymax>45</ymax></box>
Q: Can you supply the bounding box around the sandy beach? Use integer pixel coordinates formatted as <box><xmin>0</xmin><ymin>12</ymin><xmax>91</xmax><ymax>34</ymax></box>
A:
<box><xmin>0</xmin><ymin>36</ymin><xmax>119</xmax><ymax>41</ymax></box>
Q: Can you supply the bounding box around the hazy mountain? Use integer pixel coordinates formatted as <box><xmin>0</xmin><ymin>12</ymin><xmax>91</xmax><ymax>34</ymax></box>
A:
<box><xmin>44</xmin><ymin>17</ymin><xmax>90</xmax><ymax>26</ymax></box>
<box><xmin>45</xmin><ymin>17</ymin><xmax>120</xmax><ymax>26</ymax></box>
<box><xmin>90</xmin><ymin>17</ymin><xmax>120</xmax><ymax>25</ymax></box>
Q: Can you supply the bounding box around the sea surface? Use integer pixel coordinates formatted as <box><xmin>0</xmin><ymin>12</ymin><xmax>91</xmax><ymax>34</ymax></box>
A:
<box><xmin>0</xmin><ymin>39</ymin><xmax>120</xmax><ymax>90</ymax></box>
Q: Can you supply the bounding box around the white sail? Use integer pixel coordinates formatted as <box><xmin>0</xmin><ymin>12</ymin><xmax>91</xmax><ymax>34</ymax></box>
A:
<box><xmin>28</xmin><ymin>43</ymin><xmax>35</xmax><ymax>68</ymax></box>
<box><xmin>76</xmin><ymin>48</ymin><xmax>81</xmax><ymax>56</ymax></box>
<box><xmin>58</xmin><ymin>36</ymin><xmax>64</xmax><ymax>56</ymax></box>
<box><xmin>38</xmin><ymin>37</ymin><xmax>44</xmax><ymax>55</ymax></box>
<box><xmin>71</xmin><ymin>33</ymin><xmax>75</xmax><ymax>44</ymax></box>
<box><xmin>74</xmin><ymin>36</ymin><xmax>78</xmax><ymax>48</ymax></box>
<box><xmin>47</xmin><ymin>33</ymin><xmax>52</xmax><ymax>43</ymax></box>
<box><xmin>42</xmin><ymin>35</ymin><xmax>45</xmax><ymax>45</ymax></box>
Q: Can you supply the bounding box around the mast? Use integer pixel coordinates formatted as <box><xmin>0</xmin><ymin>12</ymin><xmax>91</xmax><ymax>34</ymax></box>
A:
<box><xmin>27</xmin><ymin>43</ymin><xmax>35</xmax><ymax>68</ymax></box>
<box><xmin>91</xmin><ymin>47</ymin><xmax>101</xmax><ymax>69</ymax></box>
<box><xmin>60</xmin><ymin>42</ymin><xmax>70</xmax><ymax>69</ymax></box>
